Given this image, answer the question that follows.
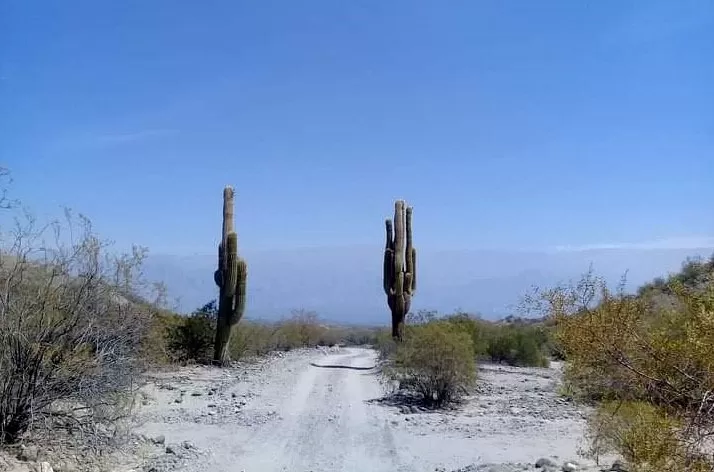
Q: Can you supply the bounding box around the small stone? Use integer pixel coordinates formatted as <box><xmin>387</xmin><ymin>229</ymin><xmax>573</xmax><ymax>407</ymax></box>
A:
<box><xmin>191</xmin><ymin>392</ymin><xmax>202</xmax><ymax>396</ymax></box>
<box><xmin>181</xmin><ymin>441</ymin><xmax>194</xmax><ymax>449</ymax></box>
<box><xmin>232</xmin><ymin>393</ymin><xmax>237</xmax><ymax>398</ymax></box>
<box><xmin>151</xmin><ymin>435</ymin><xmax>166</xmax><ymax>445</ymax></box>
<box><xmin>165</xmin><ymin>445</ymin><xmax>175</xmax><ymax>454</ymax></box>
<box><xmin>610</xmin><ymin>460</ymin><xmax>628</xmax><ymax>472</ymax></box>
<box><xmin>535</xmin><ymin>458</ymin><xmax>557</xmax><ymax>468</ymax></box>
<box><xmin>174</xmin><ymin>398</ymin><xmax>183</xmax><ymax>404</ymax></box>
<box><xmin>561</xmin><ymin>463</ymin><xmax>578</xmax><ymax>472</ymax></box>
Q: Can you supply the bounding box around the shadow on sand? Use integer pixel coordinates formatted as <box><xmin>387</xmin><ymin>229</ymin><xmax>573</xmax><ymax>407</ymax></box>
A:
<box><xmin>309</xmin><ymin>362</ymin><xmax>376</xmax><ymax>371</ymax></box>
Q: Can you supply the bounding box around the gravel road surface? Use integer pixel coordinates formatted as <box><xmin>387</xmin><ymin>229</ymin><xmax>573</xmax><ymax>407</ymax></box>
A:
<box><xmin>127</xmin><ymin>347</ymin><xmax>618</xmax><ymax>472</ymax></box>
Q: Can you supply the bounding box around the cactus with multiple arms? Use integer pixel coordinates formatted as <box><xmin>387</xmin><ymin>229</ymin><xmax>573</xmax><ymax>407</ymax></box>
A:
<box><xmin>213</xmin><ymin>186</ymin><xmax>248</xmax><ymax>364</ymax></box>
<box><xmin>383</xmin><ymin>200</ymin><xmax>417</xmax><ymax>340</ymax></box>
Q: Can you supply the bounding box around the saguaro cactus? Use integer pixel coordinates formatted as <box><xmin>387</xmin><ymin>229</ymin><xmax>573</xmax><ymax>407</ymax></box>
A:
<box><xmin>213</xmin><ymin>186</ymin><xmax>248</xmax><ymax>364</ymax></box>
<box><xmin>383</xmin><ymin>200</ymin><xmax>417</xmax><ymax>341</ymax></box>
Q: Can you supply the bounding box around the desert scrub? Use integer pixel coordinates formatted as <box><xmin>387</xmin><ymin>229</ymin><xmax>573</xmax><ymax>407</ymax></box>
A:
<box><xmin>531</xmin><ymin>267</ymin><xmax>714</xmax><ymax>471</ymax></box>
<box><xmin>167</xmin><ymin>301</ymin><xmax>217</xmax><ymax>363</ymax></box>
<box><xmin>485</xmin><ymin>325</ymin><xmax>550</xmax><ymax>367</ymax></box>
<box><xmin>0</xmin><ymin>211</ymin><xmax>152</xmax><ymax>447</ymax></box>
<box><xmin>389</xmin><ymin>322</ymin><xmax>475</xmax><ymax>406</ymax></box>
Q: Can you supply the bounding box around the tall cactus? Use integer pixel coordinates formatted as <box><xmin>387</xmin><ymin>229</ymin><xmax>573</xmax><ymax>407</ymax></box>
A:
<box><xmin>383</xmin><ymin>200</ymin><xmax>417</xmax><ymax>341</ymax></box>
<box><xmin>213</xmin><ymin>186</ymin><xmax>248</xmax><ymax>365</ymax></box>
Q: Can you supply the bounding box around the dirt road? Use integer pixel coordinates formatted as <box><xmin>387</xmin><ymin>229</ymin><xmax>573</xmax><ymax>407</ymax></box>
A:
<box><xmin>132</xmin><ymin>347</ymin><xmax>610</xmax><ymax>472</ymax></box>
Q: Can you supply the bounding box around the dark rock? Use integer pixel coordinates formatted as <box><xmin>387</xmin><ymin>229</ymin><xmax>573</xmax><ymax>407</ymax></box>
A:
<box><xmin>535</xmin><ymin>458</ymin><xmax>557</xmax><ymax>469</ymax></box>
<box><xmin>609</xmin><ymin>461</ymin><xmax>627</xmax><ymax>472</ymax></box>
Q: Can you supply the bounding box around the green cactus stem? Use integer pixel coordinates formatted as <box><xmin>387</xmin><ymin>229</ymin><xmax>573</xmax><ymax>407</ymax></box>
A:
<box><xmin>213</xmin><ymin>186</ymin><xmax>248</xmax><ymax>364</ymax></box>
<box><xmin>383</xmin><ymin>200</ymin><xmax>416</xmax><ymax>341</ymax></box>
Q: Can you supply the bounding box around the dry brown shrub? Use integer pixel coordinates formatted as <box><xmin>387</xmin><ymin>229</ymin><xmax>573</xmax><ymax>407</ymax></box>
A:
<box><xmin>0</xmin><ymin>210</ymin><xmax>152</xmax><ymax>451</ymax></box>
<box><xmin>529</xmin><ymin>269</ymin><xmax>714</xmax><ymax>471</ymax></box>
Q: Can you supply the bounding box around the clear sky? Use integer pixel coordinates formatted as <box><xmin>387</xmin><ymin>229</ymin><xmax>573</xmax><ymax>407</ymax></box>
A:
<box><xmin>2</xmin><ymin>0</ymin><xmax>713</xmax><ymax>257</ymax></box>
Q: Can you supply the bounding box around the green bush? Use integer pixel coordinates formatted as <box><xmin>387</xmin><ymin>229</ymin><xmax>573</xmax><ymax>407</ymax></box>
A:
<box><xmin>485</xmin><ymin>326</ymin><xmax>549</xmax><ymax>367</ymax></box>
<box><xmin>390</xmin><ymin>322</ymin><xmax>476</xmax><ymax>406</ymax></box>
<box><xmin>167</xmin><ymin>301</ymin><xmax>217</xmax><ymax>363</ymax></box>
<box><xmin>535</xmin><ymin>268</ymin><xmax>714</xmax><ymax>471</ymax></box>
<box><xmin>442</xmin><ymin>312</ymin><xmax>490</xmax><ymax>357</ymax></box>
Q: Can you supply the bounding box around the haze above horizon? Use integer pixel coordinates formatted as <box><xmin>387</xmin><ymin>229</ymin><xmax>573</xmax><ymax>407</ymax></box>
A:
<box><xmin>1</xmin><ymin>1</ymin><xmax>712</xmax><ymax>319</ymax></box>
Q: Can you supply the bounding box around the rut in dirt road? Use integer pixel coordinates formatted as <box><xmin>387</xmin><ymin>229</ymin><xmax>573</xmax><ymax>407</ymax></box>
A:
<box><xmin>135</xmin><ymin>347</ymin><xmax>602</xmax><ymax>472</ymax></box>
<box><xmin>136</xmin><ymin>348</ymin><xmax>415</xmax><ymax>472</ymax></box>
<box><xmin>234</xmin><ymin>348</ymin><xmax>409</xmax><ymax>472</ymax></box>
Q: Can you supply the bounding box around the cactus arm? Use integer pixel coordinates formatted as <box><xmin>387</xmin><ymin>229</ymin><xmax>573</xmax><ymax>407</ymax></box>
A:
<box><xmin>224</xmin><ymin>232</ymin><xmax>239</xmax><ymax>298</ymax></box>
<box><xmin>409</xmin><ymin>247</ymin><xmax>417</xmax><ymax>293</ymax></box>
<box><xmin>231</xmin><ymin>259</ymin><xmax>247</xmax><ymax>323</ymax></box>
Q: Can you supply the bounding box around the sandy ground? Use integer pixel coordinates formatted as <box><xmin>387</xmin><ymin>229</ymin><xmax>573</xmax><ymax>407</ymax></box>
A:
<box><xmin>115</xmin><ymin>347</ymin><xmax>619</xmax><ymax>472</ymax></box>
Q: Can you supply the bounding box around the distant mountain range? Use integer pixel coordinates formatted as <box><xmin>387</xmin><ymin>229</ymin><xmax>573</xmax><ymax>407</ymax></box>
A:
<box><xmin>142</xmin><ymin>245</ymin><xmax>714</xmax><ymax>324</ymax></box>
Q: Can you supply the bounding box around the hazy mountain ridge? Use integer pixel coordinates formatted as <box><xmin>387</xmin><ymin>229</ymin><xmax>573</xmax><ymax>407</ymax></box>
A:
<box><xmin>143</xmin><ymin>246</ymin><xmax>714</xmax><ymax>324</ymax></box>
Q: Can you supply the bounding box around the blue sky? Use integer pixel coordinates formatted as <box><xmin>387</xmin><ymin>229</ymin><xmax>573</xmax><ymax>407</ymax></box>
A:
<box><xmin>2</xmin><ymin>0</ymin><xmax>713</xmax><ymax>257</ymax></box>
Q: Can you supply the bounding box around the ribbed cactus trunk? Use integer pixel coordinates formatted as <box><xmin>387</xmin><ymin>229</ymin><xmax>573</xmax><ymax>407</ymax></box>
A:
<box><xmin>213</xmin><ymin>186</ymin><xmax>248</xmax><ymax>365</ymax></box>
<box><xmin>383</xmin><ymin>200</ymin><xmax>417</xmax><ymax>341</ymax></box>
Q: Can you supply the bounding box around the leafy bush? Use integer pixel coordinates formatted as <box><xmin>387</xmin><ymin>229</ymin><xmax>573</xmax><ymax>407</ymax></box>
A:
<box><xmin>390</xmin><ymin>322</ymin><xmax>475</xmax><ymax>406</ymax></box>
<box><xmin>532</xmin><ymin>268</ymin><xmax>714</xmax><ymax>471</ymax></box>
<box><xmin>442</xmin><ymin>312</ymin><xmax>490</xmax><ymax>356</ymax></box>
<box><xmin>485</xmin><ymin>326</ymin><xmax>549</xmax><ymax>367</ymax></box>
<box><xmin>168</xmin><ymin>301</ymin><xmax>217</xmax><ymax>363</ymax></box>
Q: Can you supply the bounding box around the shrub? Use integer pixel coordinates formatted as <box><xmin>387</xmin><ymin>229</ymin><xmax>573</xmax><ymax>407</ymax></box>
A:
<box><xmin>532</xmin><ymin>269</ymin><xmax>714</xmax><ymax>471</ymax></box>
<box><xmin>375</xmin><ymin>328</ymin><xmax>397</xmax><ymax>360</ymax></box>
<box><xmin>167</xmin><ymin>301</ymin><xmax>217</xmax><ymax>363</ymax></box>
<box><xmin>0</xmin><ymin>212</ymin><xmax>151</xmax><ymax>445</ymax></box>
<box><xmin>443</xmin><ymin>312</ymin><xmax>490</xmax><ymax>357</ymax></box>
<box><xmin>390</xmin><ymin>322</ymin><xmax>475</xmax><ymax>406</ymax></box>
<box><xmin>485</xmin><ymin>326</ymin><xmax>549</xmax><ymax>367</ymax></box>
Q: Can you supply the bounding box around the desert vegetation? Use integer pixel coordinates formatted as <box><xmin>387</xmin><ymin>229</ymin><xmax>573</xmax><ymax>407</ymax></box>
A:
<box><xmin>212</xmin><ymin>186</ymin><xmax>248</xmax><ymax>365</ymax></box>
<box><xmin>163</xmin><ymin>303</ymin><xmax>380</xmax><ymax>364</ymax></box>
<box><xmin>0</xmin><ymin>207</ymin><xmax>155</xmax><ymax>451</ymax></box>
<box><xmin>377</xmin><ymin>309</ymin><xmax>553</xmax><ymax>407</ymax></box>
<box><xmin>2</xmin><ymin>168</ymin><xmax>713</xmax><ymax>472</ymax></box>
<box><xmin>383</xmin><ymin>200</ymin><xmax>417</xmax><ymax>340</ymax></box>
<box><xmin>528</xmin><ymin>259</ymin><xmax>714</xmax><ymax>472</ymax></box>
